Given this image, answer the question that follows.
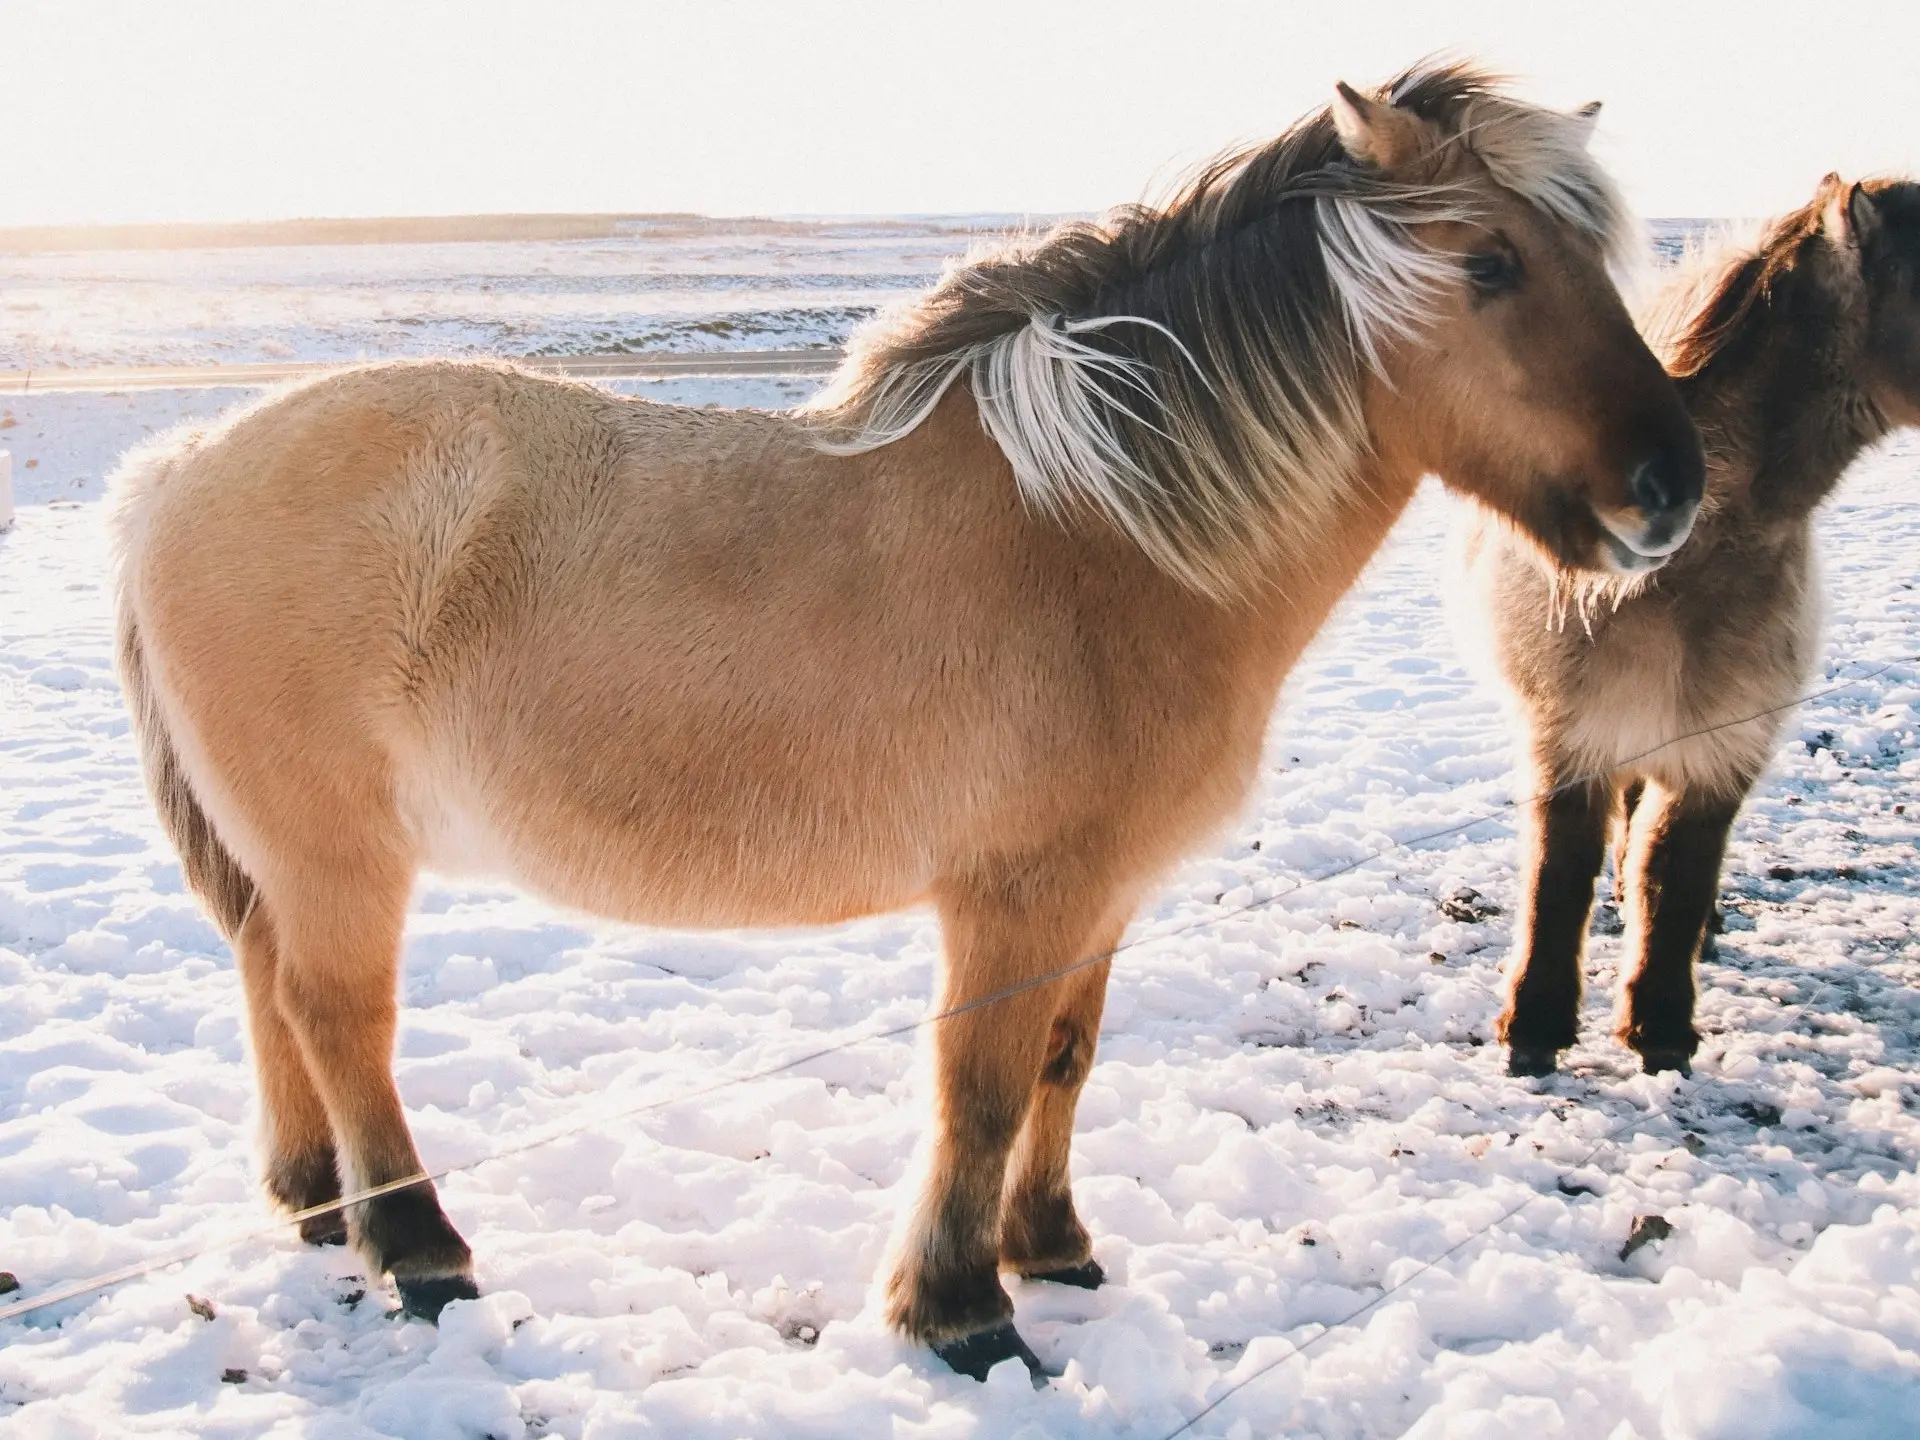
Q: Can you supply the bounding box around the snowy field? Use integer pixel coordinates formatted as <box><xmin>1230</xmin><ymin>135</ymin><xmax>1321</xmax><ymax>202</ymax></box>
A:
<box><xmin>2</xmin><ymin>227</ymin><xmax>1919</xmax><ymax>1437</ymax></box>
<box><xmin>0</xmin><ymin>218</ymin><xmax>1013</xmax><ymax>372</ymax></box>
<box><xmin>0</xmin><ymin>218</ymin><xmax>1701</xmax><ymax>377</ymax></box>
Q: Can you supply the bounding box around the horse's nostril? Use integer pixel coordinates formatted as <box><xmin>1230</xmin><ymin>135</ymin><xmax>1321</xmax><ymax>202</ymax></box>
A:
<box><xmin>1631</xmin><ymin>460</ymin><xmax>1676</xmax><ymax>516</ymax></box>
<box><xmin>1607</xmin><ymin>441</ymin><xmax>1705</xmax><ymax>563</ymax></box>
<box><xmin>1632</xmin><ymin>442</ymin><xmax>1707</xmax><ymax>518</ymax></box>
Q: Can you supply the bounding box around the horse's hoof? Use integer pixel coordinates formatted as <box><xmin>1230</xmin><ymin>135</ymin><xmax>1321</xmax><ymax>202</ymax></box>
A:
<box><xmin>1639</xmin><ymin>1049</ymin><xmax>1693</xmax><ymax>1077</ymax></box>
<box><xmin>298</xmin><ymin>1213</ymin><xmax>348</xmax><ymax>1247</ymax></box>
<box><xmin>394</xmin><ymin>1274</ymin><xmax>479</xmax><ymax>1323</ymax></box>
<box><xmin>932</xmin><ymin>1321</ymin><xmax>1052</xmax><ymax>1384</ymax></box>
<box><xmin>1507</xmin><ymin>1046</ymin><xmax>1560</xmax><ymax>1078</ymax></box>
<box><xmin>1024</xmin><ymin>1259</ymin><xmax>1105</xmax><ymax>1290</ymax></box>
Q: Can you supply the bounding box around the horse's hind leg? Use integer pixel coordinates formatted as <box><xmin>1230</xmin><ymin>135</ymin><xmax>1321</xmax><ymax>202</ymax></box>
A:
<box><xmin>234</xmin><ymin>904</ymin><xmax>345</xmax><ymax>1244</ymax></box>
<box><xmin>886</xmin><ymin>867</ymin><xmax>1112</xmax><ymax>1379</ymax></box>
<box><xmin>999</xmin><ymin>948</ymin><xmax>1114</xmax><ymax>1289</ymax></box>
<box><xmin>1498</xmin><ymin>770</ymin><xmax>1609</xmax><ymax>1076</ymax></box>
<box><xmin>1616</xmin><ymin>782</ymin><xmax>1739</xmax><ymax>1075</ymax></box>
<box><xmin>268</xmin><ymin>858</ymin><xmax>476</xmax><ymax>1318</ymax></box>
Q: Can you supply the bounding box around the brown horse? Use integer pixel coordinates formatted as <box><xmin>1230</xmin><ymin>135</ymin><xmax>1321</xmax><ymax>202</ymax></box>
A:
<box><xmin>1458</xmin><ymin>175</ymin><xmax>1920</xmax><ymax>1079</ymax></box>
<box><xmin>111</xmin><ymin>64</ymin><xmax>1700</xmax><ymax>1378</ymax></box>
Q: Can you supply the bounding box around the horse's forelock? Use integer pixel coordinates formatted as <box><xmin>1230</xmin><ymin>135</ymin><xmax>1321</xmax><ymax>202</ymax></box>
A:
<box><xmin>1457</xmin><ymin>103</ymin><xmax>1634</xmax><ymax>269</ymax></box>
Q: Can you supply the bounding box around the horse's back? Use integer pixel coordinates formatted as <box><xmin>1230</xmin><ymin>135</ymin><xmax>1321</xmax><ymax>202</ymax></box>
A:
<box><xmin>120</xmin><ymin>359</ymin><xmax>818</xmax><ymax>658</ymax></box>
<box><xmin>112</xmin><ymin>362</ymin><xmax>1024</xmax><ymax>922</ymax></box>
<box><xmin>115</xmin><ymin>365</ymin><xmax>837</xmax><ymax>878</ymax></box>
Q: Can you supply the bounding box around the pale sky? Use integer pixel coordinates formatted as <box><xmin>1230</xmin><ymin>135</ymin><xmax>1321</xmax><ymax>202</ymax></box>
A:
<box><xmin>4</xmin><ymin>0</ymin><xmax>1916</xmax><ymax>227</ymax></box>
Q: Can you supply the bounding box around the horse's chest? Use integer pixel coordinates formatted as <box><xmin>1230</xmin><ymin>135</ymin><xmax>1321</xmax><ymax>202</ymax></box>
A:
<box><xmin>1554</xmin><ymin>596</ymin><xmax>1805</xmax><ymax>796</ymax></box>
<box><xmin>1558</xmin><ymin>616</ymin><xmax>1688</xmax><ymax>766</ymax></box>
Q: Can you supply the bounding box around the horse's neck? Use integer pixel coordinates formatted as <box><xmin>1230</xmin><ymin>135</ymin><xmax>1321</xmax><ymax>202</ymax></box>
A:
<box><xmin>1062</xmin><ymin>457</ymin><xmax>1421</xmax><ymax>804</ymax></box>
<box><xmin>899</xmin><ymin>393</ymin><xmax>1418</xmax><ymax>730</ymax></box>
<box><xmin>1688</xmin><ymin>276</ymin><xmax>1884</xmax><ymax>524</ymax></box>
<box><xmin>1230</xmin><ymin>462</ymin><xmax>1424</xmax><ymax>688</ymax></box>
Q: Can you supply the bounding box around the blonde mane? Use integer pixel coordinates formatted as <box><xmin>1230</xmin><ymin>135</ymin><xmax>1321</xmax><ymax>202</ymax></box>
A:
<box><xmin>804</xmin><ymin>63</ymin><xmax>1632</xmax><ymax>598</ymax></box>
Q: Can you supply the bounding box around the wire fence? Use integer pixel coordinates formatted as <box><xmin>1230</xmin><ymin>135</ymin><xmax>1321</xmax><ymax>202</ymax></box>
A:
<box><xmin>1154</xmin><ymin>1093</ymin><xmax>1674</xmax><ymax>1440</ymax></box>
<box><xmin>2</xmin><ymin>650</ymin><xmax>1914</xmax><ymax>1429</ymax></box>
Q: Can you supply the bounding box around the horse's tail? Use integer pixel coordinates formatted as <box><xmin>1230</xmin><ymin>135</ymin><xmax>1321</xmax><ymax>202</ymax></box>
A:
<box><xmin>117</xmin><ymin>615</ymin><xmax>257</xmax><ymax>940</ymax></box>
<box><xmin>112</xmin><ymin>438</ymin><xmax>258</xmax><ymax>942</ymax></box>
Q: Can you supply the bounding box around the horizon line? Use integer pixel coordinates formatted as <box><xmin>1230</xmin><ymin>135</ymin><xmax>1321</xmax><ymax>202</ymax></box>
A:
<box><xmin>0</xmin><ymin>210</ymin><xmax>1727</xmax><ymax>256</ymax></box>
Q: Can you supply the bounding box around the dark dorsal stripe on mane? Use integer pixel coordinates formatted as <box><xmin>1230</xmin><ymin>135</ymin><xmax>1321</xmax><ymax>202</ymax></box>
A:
<box><xmin>804</xmin><ymin>63</ymin><xmax>1629</xmax><ymax>597</ymax></box>
<box><xmin>1660</xmin><ymin>196</ymin><xmax>1833</xmax><ymax>380</ymax></box>
<box><xmin>1663</xmin><ymin>178</ymin><xmax>1920</xmax><ymax>381</ymax></box>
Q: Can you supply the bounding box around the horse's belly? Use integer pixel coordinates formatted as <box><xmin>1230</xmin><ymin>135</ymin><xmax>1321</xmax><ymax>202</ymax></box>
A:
<box><xmin>402</xmin><ymin>755</ymin><xmax>932</xmax><ymax>930</ymax></box>
<box><xmin>406</xmin><ymin>769</ymin><xmax>523</xmax><ymax>881</ymax></box>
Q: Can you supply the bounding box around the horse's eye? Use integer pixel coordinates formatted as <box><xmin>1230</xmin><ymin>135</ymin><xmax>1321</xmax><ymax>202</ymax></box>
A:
<box><xmin>1464</xmin><ymin>249</ymin><xmax>1522</xmax><ymax>295</ymax></box>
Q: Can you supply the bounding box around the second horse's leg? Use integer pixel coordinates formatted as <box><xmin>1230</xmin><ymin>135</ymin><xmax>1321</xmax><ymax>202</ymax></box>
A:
<box><xmin>1617</xmin><ymin>782</ymin><xmax>1740</xmax><ymax>1074</ymax></box>
<box><xmin>1611</xmin><ymin>779</ymin><xmax>1645</xmax><ymax>912</ymax></box>
<box><xmin>1498</xmin><ymin>770</ymin><xmax>1609</xmax><ymax>1076</ymax></box>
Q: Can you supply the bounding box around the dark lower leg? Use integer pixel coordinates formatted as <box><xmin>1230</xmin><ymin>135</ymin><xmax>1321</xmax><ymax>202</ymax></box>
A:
<box><xmin>886</xmin><ymin>872</ymin><xmax>1109</xmax><ymax>1374</ymax></box>
<box><xmin>274</xmin><ymin>882</ymin><xmax>473</xmax><ymax>1317</ymax></box>
<box><xmin>271</xmin><ymin>1149</ymin><xmax>347</xmax><ymax>1246</ymax></box>
<box><xmin>235</xmin><ymin>905</ymin><xmax>344</xmax><ymax>1244</ymax></box>
<box><xmin>1499</xmin><ymin>775</ymin><xmax>1608</xmax><ymax>1074</ymax></box>
<box><xmin>1617</xmin><ymin>786</ymin><xmax>1739</xmax><ymax>1072</ymax></box>
<box><xmin>886</xmin><ymin>1009</ymin><xmax>1048</xmax><ymax>1348</ymax></box>
<box><xmin>1000</xmin><ymin>958</ymin><xmax>1110</xmax><ymax>1284</ymax></box>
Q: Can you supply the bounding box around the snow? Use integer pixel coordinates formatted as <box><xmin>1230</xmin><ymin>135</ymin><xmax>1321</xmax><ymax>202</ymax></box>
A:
<box><xmin>2</xmin><ymin>232</ymin><xmax>1919</xmax><ymax>1437</ymax></box>
<box><xmin>0</xmin><ymin>220</ymin><xmax>987</xmax><ymax>371</ymax></box>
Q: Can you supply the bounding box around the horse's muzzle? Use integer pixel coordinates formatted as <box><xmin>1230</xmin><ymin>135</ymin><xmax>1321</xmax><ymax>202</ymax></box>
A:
<box><xmin>1591</xmin><ymin>499</ymin><xmax>1699</xmax><ymax>574</ymax></box>
<box><xmin>1592</xmin><ymin>445</ymin><xmax>1705</xmax><ymax>573</ymax></box>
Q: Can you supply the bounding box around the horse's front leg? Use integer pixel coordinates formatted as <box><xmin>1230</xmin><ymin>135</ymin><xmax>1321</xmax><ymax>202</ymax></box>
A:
<box><xmin>999</xmin><ymin>941</ymin><xmax>1117</xmax><ymax>1289</ymax></box>
<box><xmin>1616</xmin><ymin>781</ymin><xmax>1740</xmax><ymax>1074</ymax></box>
<box><xmin>1611</xmin><ymin>779</ymin><xmax>1646</xmax><ymax>911</ymax></box>
<box><xmin>1498</xmin><ymin>769</ymin><xmax>1609</xmax><ymax>1076</ymax></box>
<box><xmin>885</xmin><ymin>865</ymin><xmax>1116</xmax><ymax>1380</ymax></box>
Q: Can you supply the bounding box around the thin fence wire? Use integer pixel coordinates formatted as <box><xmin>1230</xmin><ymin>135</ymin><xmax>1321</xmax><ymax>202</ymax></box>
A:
<box><xmin>1155</xmin><ymin>1095</ymin><xmax>1673</xmax><ymax>1440</ymax></box>
<box><xmin>0</xmin><ymin>651</ymin><xmax>1911</xmax><ymax>1337</ymax></box>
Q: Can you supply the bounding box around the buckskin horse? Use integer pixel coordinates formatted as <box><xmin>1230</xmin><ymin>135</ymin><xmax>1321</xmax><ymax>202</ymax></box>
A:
<box><xmin>112</xmin><ymin>64</ymin><xmax>1701</xmax><ymax>1377</ymax></box>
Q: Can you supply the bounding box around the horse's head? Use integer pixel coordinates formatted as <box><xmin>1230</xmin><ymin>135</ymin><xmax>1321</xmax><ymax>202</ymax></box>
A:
<box><xmin>1336</xmin><ymin>79</ymin><xmax>1704</xmax><ymax>576</ymax></box>
<box><xmin>1845</xmin><ymin>178</ymin><xmax>1920</xmax><ymax>428</ymax></box>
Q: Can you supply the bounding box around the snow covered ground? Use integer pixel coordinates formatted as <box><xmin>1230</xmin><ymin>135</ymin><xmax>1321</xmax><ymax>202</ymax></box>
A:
<box><xmin>0</xmin><ymin>219</ymin><xmax>1014</xmax><ymax>372</ymax></box>
<box><xmin>2</xmin><ymin>234</ymin><xmax>1918</xmax><ymax>1436</ymax></box>
<box><xmin>0</xmin><ymin>218</ymin><xmax>1715</xmax><ymax>377</ymax></box>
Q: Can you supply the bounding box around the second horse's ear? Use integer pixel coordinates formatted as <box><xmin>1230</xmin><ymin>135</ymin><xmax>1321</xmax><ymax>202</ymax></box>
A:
<box><xmin>1330</xmin><ymin>81</ymin><xmax>1426</xmax><ymax>170</ymax></box>
<box><xmin>1847</xmin><ymin>183</ymin><xmax>1882</xmax><ymax>248</ymax></box>
<box><xmin>1823</xmin><ymin>175</ymin><xmax>1882</xmax><ymax>248</ymax></box>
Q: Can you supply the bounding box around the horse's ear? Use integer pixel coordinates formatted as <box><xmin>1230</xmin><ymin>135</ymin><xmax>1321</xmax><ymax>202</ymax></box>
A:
<box><xmin>1847</xmin><ymin>183</ymin><xmax>1882</xmax><ymax>247</ymax></box>
<box><xmin>1331</xmin><ymin>81</ymin><xmax>1424</xmax><ymax>170</ymax></box>
<box><xmin>1822</xmin><ymin>175</ymin><xmax>1881</xmax><ymax>248</ymax></box>
<box><xmin>1570</xmin><ymin>101</ymin><xmax>1602</xmax><ymax>148</ymax></box>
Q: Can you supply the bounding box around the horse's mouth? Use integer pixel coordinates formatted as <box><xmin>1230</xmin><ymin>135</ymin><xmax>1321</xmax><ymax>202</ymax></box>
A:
<box><xmin>1597</xmin><ymin>528</ymin><xmax>1671</xmax><ymax>575</ymax></box>
<box><xmin>1592</xmin><ymin>501</ymin><xmax>1699</xmax><ymax>574</ymax></box>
